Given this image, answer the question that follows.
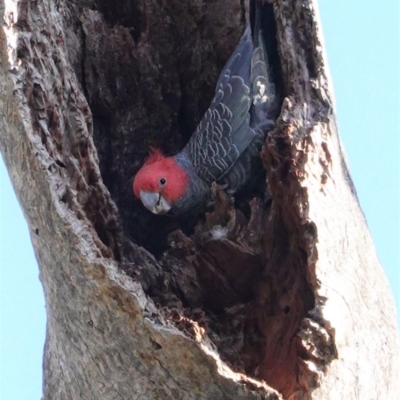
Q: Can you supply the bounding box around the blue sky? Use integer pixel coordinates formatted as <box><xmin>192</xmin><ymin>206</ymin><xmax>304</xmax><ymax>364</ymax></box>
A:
<box><xmin>0</xmin><ymin>1</ymin><xmax>398</xmax><ymax>399</ymax></box>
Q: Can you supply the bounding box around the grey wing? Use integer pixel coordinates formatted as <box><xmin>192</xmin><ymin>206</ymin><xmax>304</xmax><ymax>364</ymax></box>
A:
<box><xmin>184</xmin><ymin>27</ymin><xmax>257</xmax><ymax>184</ymax></box>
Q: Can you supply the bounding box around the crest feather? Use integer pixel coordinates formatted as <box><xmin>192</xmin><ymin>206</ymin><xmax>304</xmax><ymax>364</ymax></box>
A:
<box><xmin>144</xmin><ymin>148</ymin><xmax>165</xmax><ymax>166</ymax></box>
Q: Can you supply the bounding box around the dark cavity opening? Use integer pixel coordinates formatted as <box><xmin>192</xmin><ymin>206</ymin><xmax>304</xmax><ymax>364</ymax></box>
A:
<box><xmin>70</xmin><ymin>1</ymin><xmax>315</xmax><ymax>398</ymax></box>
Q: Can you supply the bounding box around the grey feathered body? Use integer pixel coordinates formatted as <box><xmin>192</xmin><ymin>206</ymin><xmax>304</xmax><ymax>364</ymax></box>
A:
<box><xmin>172</xmin><ymin>6</ymin><xmax>278</xmax><ymax>215</ymax></box>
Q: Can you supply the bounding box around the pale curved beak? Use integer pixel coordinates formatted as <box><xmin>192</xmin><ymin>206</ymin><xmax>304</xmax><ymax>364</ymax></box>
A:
<box><xmin>139</xmin><ymin>191</ymin><xmax>171</xmax><ymax>215</ymax></box>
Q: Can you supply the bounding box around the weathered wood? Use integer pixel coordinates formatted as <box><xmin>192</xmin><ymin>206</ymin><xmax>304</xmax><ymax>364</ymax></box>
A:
<box><xmin>0</xmin><ymin>0</ymin><xmax>398</xmax><ymax>399</ymax></box>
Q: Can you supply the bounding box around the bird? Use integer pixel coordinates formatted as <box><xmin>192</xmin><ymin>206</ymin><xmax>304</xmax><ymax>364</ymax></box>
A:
<box><xmin>133</xmin><ymin>0</ymin><xmax>279</xmax><ymax>216</ymax></box>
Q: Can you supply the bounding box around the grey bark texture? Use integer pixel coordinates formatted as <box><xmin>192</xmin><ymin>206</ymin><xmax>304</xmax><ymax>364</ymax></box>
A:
<box><xmin>0</xmin><ymin>0</ymin><xmax>399</xmax><ymax>399</ymax></box>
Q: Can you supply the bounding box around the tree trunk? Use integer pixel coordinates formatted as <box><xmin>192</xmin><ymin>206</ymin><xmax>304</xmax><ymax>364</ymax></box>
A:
<box><xmin>0</xmin><ymin>0</ymin><xmax>398</xmax><ymax>399</ymax></box>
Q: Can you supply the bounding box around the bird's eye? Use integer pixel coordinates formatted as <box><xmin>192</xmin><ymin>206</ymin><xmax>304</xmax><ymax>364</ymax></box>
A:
<box><xmin>159</xmin><ymin>178</ymin><xmax>166</xmax><ymax>186</ymax></box>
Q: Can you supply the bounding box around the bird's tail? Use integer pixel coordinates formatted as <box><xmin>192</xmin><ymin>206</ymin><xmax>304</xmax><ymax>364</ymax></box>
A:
<box><xmin>250</xmin><ymin>0</ymin><xmax>280</xmax><ymax>120</ymax></box>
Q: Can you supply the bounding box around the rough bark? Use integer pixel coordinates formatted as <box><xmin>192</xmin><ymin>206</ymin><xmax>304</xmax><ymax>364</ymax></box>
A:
<box><xmin>0</xmin><ymin>0</ymin><xmax>399</xmax><ymax>399</ymax></box>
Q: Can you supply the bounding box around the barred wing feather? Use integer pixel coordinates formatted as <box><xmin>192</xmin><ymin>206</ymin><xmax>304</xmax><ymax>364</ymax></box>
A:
<box><xmin>185</xmin><ymin>29</ymin><xmax>257</xmax><ymax>184</ymax></box>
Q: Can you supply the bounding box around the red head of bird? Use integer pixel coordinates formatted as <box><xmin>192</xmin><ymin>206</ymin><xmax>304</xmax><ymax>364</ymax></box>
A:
<box><xmin>133</xmin><ymin>149</ymin><xmax>189</xmax><ymax>214</ymax></box>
